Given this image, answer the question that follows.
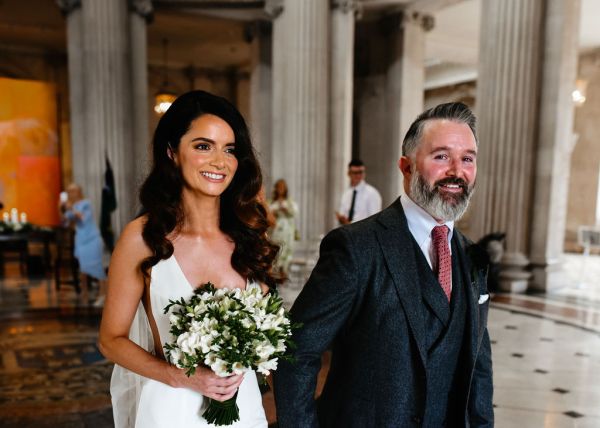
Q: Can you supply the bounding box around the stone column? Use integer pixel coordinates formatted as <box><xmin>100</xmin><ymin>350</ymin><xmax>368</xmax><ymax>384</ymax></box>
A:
<box><xmin>248</xmin><ymin>21</ymin><xmax>273</xmax><ymax>190</ymax></box>
<box><xmin>57</xmin><ymin>0</ymin><xmax>85</xmax><ymax>187</ymax></box>
<box><xmin>328</xmin><ymin>0</ymin><xmax>357</xmax><ymax>230</ymax></box>
<box><xmin>271</xmin><ymin>0</ymin><xmax>329</xmax><ymax>241</ymax></box>
<box><xmin>529</xmin><ymin>0</ymin><xmax>581</xmax><ymax>291</ymax></box>
<box><xmin>363</xmin><ymin>11</ymin><xmax>430</xmax><ymax>207</ymax></box>
<box><xmin>60</xmin><ymin>0</ymin><xmax>150</xmax><ymax>232</ymax></box>
<box><xmin>82</xmin><ymin>0</ymin><xmax>134</xmax><ymax>233</ymax></box>
<box><xmin>472</xmin><ymin>0</ymin><xmax>545</xmax><ymax>292</ymax></box>
<box><xmin>129</xmin><ymin>0</ymin><xmax>153</xmax><ymax>206</ymax></box>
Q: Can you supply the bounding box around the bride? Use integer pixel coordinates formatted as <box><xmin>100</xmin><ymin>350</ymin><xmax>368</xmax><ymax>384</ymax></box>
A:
<box><xmin>98</xmin><ymin>90</ymin><xmax>281</xmax><ymax>427</ymax></box>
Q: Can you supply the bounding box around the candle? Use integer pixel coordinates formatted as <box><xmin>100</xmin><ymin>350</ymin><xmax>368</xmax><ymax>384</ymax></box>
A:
<box><xmin>10</xmin><ymin>208</ymin><xmax>18</xmax><ymax>224</ymax></box>
<box><xmin>2</xmin><ymin>212</ymin><xmax>8</xmax><ymax>223</ymax></box>
<box><xmin>20</xmin><ymin>212</ymin><xmax>27</xmax><ymax>224</ymax></box>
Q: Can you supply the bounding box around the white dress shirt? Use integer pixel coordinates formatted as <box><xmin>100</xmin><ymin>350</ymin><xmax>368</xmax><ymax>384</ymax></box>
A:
<box><xmin>400</xmin><ymin>194</ymin><xmax>454</xmax><ymax>280</ymax></box>
<box><xmin>338</xmin><ymin>180</ymin><xmax>382</xmax><ymax>223</ymax></box>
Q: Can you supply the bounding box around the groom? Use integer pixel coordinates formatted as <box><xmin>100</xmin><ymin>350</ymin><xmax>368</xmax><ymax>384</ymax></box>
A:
<box><xmin>273</xmin><ymin>102</ymin><xmax>494</xmax><ymax>427</ymax></box>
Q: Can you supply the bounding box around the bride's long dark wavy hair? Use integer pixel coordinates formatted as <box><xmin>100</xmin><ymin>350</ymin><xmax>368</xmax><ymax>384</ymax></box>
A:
<box><xmin>138</xmin><ymin>90</ymin><xmax>281</xmax><ymax>289</ymax></box>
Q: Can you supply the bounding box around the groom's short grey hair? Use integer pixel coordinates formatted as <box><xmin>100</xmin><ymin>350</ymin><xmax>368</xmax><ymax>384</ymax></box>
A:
<box><xmin>402</xmin><ymin>102</ymin><xmax>478</xmax><ymax>158</ymax></box>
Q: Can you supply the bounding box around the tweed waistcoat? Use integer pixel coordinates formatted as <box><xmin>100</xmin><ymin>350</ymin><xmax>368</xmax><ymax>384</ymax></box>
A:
<box><xmin>413</xmin><ymin>238</ymin><xmax>467</xmax><ymax>427</ymax></box>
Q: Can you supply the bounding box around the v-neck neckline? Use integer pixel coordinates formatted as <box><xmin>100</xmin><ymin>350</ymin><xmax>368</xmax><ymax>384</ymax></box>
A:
<box><xmin>170</xmin><ymin>254</ymin><xmax>249</xmax><ymax>291</ymax></box>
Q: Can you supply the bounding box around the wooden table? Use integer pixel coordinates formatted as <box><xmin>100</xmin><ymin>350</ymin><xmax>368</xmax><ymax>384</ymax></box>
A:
<box><xmin>0</xmin><ymin>232</ymin><xmax>29</xmax><ymax>276</ymax></box>
<box><xmin>0</xmin><ymin>229</ymin><xmax>55</xmax><ymax>277</ymax></box>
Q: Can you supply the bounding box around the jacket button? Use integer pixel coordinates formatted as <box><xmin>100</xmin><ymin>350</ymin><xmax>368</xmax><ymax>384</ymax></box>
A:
<box><xmin>412</xmin><ymin>415</ymin><xmax>422</xmax><ymax>425</ymax></box>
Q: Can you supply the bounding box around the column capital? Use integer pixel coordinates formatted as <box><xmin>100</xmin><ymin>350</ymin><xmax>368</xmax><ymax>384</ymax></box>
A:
<box><xmin>380</xmin><ymin>9</ymin><xmax>434</xmax><ymax>36</ymax></box>
<box><xmin>265</xmin><ymin>0</ymin><xmax>284</xmax><ymax>19</ymax></box>
<box><xmin>56</xmin><ymin>0</ymin><xmax>81</xmax><ymax>16</ymax></box>
<box><xmin>243</xmin><ymin>20</ymin><xmax>272</xmax><ymax>44</ymax></box>
<box><xmin>407</xmin><ymin>10</ymin><xmax>435</xmax><ymax>32</ymax></box>
<box><xmin>129</xmin><ymin>0</ymin><xmax>154</xmax><ymax>23</ymax></box>
<box><xmin>331</xmin><ymin>0</ymin><xmax>360</xmax><ymax>14</ymax></box>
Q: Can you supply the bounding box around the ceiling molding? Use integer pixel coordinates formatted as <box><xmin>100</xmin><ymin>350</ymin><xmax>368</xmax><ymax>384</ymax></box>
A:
<box><xmin>154</xmin><ymin>0</ymin><xmax>264</xmax><ymax>9</ymax></box>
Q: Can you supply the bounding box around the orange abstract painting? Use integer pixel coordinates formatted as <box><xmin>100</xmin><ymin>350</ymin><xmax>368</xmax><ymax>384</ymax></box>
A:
<box><xmin>0</xmin><ymin>77</ymin><xmax>60</xmax><ymax>226</ymax></box>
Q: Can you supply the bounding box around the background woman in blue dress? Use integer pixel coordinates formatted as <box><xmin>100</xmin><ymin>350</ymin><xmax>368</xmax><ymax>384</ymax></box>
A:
<box><xmin>60</xmin><ymin>183</ymin><xmax>107</xmax><ymax>306</ymax></box>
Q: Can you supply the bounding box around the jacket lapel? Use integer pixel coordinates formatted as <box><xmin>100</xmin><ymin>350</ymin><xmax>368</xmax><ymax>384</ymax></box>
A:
<box><xmin>375</xmin><ymin>198</ymin><xmax>428</xmax><ymax>366</ymax></box>
<box><xmin>418</xmin><ymin>257</ymin><xmax>451</xmax><ymax>327</ymax></box>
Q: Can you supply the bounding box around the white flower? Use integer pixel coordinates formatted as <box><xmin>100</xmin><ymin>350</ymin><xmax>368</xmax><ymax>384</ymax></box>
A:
<box><xmin>177</xmin><ymin>332</ymin><xmax>201</xmax><ymax>355</ymax></box>
<box><xmin>189</xmin><ymin>320</ymin><xmax>203</xmax><ymax>332</ymax></box>
<box><xmin>257</xmin><ymin>297</ymin><xmax>269</xmax><ymax>309</ymax></box>
<box><xmin>222</xmin><ymin>328</ymin><xmax>231</xmax><ymax>340</ymax></box>
<box><xmin>169</xmin><ymin>313</ymin><xmax>180</xmax><ymax>326</ymax></box>
<box><xmin>275</xmin><ymin>339</ymin><xmax>286</xmax><ymax>353</ymax></box>
<box><xmin>220</xmin><ymin>296</ymin><xmax>233</xmax><ymax>310</ymax></box>
<box><xmin>257</xmin><ymin>358</ymin><xmax>278</xmax><ymax>375</ymax></box>
<box><xmin>252</xmin><ymin>308</ymin><xmax>267</xmax><ymax>322</ymax></box>
<box><xmin>259</xmin><ymin>314</ymin><xmax>284</xmax><ymax>331</ymax></box>
<box><xmin>210</xmin><ymin>358</ymin><xmax>229</xmax><ymax>377</ymax></box>
<box><xmin>241</xmin><ymin>288</ymin><xmax>260</xmax><ymax>307</ymax></box>
<box><xmin>277</xmin><ymin>307</ymin><xmax>290</xmax><ymax>324</ymax></box>
<box><xmin>231</xmin><ymin>362</ymin><xmax>246</xmax><ymax>375</ymax></box>
<box><xmin>214</xmin><ymin>288</ymin><xmax>228</xmax><ymax>299</ymax></box>
<box><xmin>255</xmin><ymin>342</ymin><xmax>276</xmax><ymax>360</ymax></box>
<box><xmin>169</xmin><ymin>348</ymin><xmax>183</xmax><ymax>366</ymax></box>
<box><xmin>199</xmin><ymin>334</ymin><xmax>213</xmax><ymax>354</ymax></box>
<box><xmin>204</xmin><ymin>352</ymin><xmax>216</xmax><ymax>366</ymax></box>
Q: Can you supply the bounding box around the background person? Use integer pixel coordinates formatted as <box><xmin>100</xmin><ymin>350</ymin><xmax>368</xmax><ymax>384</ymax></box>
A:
<box><xmin>60</xmin><ymin>183</ymin><xmax>107</xmax><ymax>306</ymax></box>
<box><xmin>268</xmin><ymin>179</ymin><xmax>298</xmax><ymax>276</ymax></box>
<box><xmin>335</xmin><ymin>158</ymin><xmax>382</xmax><ymax>225</ymax></box>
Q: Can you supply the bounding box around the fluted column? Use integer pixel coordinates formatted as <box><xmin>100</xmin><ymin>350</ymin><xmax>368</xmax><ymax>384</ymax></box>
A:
<box><xmin>248</xmin><ymin>20</ymin><xmax>273</xmax><ymax>190</ymax></box>
<box><xmin>272</xmin><ymin>0</ymin><xmax>329</xmax><ymax>241</ymax></box>
<box><xmin>57</xmin><ymin>0</ymin><xmax>85</xmax><ymax>187</ymax></box>
<box><xmin>60</xmin><ymin>0</ymin><xmax>150</xmax><ymax>233</ymax></box>
<box><xmin>363</xmin><ymin>11</ymin><xmax>429</xmax><ymax>206</ymax></box>
<box><xmin>129</xmin><ymin>0</ymin><xmax>153</xmax><ymax>206</ymax></box>
<box><xmin>529</xmin><ymin>0</ymin><xmax>581</xmax><ymax>291</ymax></box>
<box><xmin>472</xmin><ymin>0</ymin><xmax>545</xmax><ymax>292</ymax></box>
<box><xmin>82</xmin><ymin>0</ymin><xmax>134</xmax><ymax>233</ymax></box>
<box><xmin>327</xmin><ymin>0</ymin><xmax>357</xmax><ymax>230</ymax></box>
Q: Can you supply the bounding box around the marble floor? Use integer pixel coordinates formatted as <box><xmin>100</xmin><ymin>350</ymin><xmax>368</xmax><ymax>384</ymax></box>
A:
<box><xmin>1</xmin><ymin>253</ymin><xmax>600</xmax><ymax>427</ymax></box>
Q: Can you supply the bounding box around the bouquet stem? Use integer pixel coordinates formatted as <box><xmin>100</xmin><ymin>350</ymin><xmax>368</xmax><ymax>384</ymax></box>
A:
<box><xmin>203</xmin><ymin>391</ymin><xmax>240</xmax><ymax>426</ymax></box>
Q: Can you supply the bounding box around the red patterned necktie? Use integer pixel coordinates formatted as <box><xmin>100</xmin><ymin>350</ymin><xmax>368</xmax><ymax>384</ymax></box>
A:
<box><xmin>432</xmin><ymin>225</ymin><xmax>452</xmax><ymax>302</ymax></box>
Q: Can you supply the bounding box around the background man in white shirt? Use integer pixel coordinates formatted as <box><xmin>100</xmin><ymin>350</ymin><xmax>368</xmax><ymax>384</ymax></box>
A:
<box><xmin>335</xmin><ymin>158</ymin><xmax>382</xmax><ymax>225</ymax></box>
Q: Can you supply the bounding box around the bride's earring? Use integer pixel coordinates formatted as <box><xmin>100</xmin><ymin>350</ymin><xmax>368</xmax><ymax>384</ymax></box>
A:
<box><xmin>167</xmin><ymin>142</ymin><xmax>176</xmax><ymax>163</ymax></box>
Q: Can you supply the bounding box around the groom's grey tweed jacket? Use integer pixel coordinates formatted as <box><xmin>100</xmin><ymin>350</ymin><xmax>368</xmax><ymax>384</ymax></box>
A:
<box><xmin>273</xmin><ymin>198</ymin><xmax>494</xmax><ymax>427</ymax></box>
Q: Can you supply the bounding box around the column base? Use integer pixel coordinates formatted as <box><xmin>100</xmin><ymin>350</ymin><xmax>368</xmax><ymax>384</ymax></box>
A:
<box><xmin>498</xmin><ymin>275</ymin><xmax>529</xmax><ymax>293</ymax></box>
<box><xmin>529</xmin><ymin>259</ymin><xmax>565</xmax><ymax>292</ymax></box>
<box><xmin>499</xmin><ymin>252</ymin><xmax>531</xmax><ymax>293</ymax></box>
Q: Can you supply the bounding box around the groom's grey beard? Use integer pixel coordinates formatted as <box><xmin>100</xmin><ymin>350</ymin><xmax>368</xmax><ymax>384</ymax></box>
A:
<box><xmin>409</xmin><ymin>170</ymin><xmax>475</xmax><ymax>221</ymax></box>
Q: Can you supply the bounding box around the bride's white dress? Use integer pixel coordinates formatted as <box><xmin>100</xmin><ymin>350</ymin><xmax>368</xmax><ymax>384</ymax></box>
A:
<box><xmin>110</xmin><ymin>255</ymin><xmax>268</xmax><ymax>427</ymax></box>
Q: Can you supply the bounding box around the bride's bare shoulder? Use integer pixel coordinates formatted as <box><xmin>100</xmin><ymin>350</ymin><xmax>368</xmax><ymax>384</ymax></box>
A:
<box><xmin>113</xmin><ymin>215</ymin><xmax>153</xmax><ymax>260</ymax></box>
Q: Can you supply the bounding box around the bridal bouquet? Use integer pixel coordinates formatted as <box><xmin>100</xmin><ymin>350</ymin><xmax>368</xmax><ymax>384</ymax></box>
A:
<box><xmin>163</xmin><ymin>282</ymin><xmax>296</xmax><ymax>426</ymax></box>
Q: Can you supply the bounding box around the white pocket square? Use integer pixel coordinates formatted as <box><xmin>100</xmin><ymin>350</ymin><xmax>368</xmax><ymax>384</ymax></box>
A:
<box><xmin>478</xmin><ymin>294</ymin><xmax>490</xmax><ymax>304</ymax></box>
